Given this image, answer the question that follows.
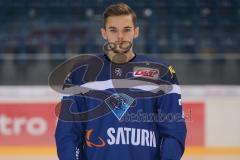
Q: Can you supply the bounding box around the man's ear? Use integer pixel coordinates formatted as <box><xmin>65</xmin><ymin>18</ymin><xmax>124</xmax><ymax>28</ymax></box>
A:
<box><xmin>134</xmin><ymin>26</ymin><xmax>139</xmax><ymax>39</ymax></box>
<box><xmin>101</xmin><ymin>28</ymin><xmax>107</xmax><ymax>40</ymax></box>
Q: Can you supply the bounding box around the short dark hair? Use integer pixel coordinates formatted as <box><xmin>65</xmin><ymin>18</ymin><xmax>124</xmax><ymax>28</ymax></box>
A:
<box><xmin>103</xmin><ymin>3</ymin><xmax>137</xmax><ymax>28</ymax></box>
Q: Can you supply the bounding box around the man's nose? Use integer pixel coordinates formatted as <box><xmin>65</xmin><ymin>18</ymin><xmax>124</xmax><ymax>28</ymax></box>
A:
<box><xmin>117</xmin><ymin>31</ymin><xmax>123</xmax><ymax>40</ymax></box>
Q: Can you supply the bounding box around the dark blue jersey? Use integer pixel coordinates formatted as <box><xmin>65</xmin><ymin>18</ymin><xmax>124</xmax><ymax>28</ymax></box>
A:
<box><xmin>55</xmin><ymin>54</ymin><xmax>187</xmax><ymax>160</ymax></box>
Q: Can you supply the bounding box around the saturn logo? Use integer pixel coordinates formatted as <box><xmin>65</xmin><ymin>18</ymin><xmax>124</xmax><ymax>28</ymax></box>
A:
<box><xmin>86</xmin><ymin>129</ymin><xmax>106</xmax><ymax>148</ymax></box>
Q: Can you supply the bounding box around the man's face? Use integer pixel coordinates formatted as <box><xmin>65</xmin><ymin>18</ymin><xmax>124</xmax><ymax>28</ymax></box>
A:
<box><xmin>101</xmin><ymin>15</ymin><xmax>139</xmax><ymax>53</ymax></box>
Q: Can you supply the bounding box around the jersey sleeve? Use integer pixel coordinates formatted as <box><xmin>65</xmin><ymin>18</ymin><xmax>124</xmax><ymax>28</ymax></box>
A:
<box><xmin>157</xmin><ymin>65</ymin><xmax>187</xmax><ymax>160</ymax></box>
<box><xmin>55</xmin><ymin>61</ymin><xmax>89</xmax><ymax>159</ymax></box>
<box><xmin>55</xmin><ymin>96</ymin><xmax>85</xmax><ymax>160</ymax></box>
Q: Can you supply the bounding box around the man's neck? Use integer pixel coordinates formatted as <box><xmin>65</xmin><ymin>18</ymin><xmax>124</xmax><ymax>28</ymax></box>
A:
<box><xmin>107</xmin><ymin>51</ymin><xmax>135</xmax><ymax>64</ymax></box>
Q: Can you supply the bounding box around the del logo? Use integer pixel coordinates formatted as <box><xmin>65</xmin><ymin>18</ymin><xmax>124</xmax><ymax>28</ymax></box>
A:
<box><xmin>133</xmin><ymin>67</ymin><xmax>159</xmax><ymax>79</ymax></box>
<box><xmin>85</xmin><ymin>127</ymin><xmax>156</xmax><ymax>148</ymax></box>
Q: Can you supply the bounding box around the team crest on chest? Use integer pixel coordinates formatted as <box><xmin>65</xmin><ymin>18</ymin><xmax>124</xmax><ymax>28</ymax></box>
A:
<box><xmin>105</xmin><ymin>93</ymin><xmax>134</xmax><ymax>120</ymax></box>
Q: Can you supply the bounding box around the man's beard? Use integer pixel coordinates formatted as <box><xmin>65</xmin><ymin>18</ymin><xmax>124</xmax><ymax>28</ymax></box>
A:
<box><xmin>103</xmin><ymin>41</ymin><xmax>132</xmax><ymax>64</ymax></box>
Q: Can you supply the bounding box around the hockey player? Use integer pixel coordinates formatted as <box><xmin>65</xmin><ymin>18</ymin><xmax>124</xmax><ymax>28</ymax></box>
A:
<box><xmin>55</xmin><ymin>3</ymin><xmax>186</xmax><ymax>160</ymax></box>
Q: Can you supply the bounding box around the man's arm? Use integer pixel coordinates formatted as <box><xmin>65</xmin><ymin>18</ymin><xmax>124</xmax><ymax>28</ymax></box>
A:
<box><xmin>157</xmin><ymin>65</ymin><xmax>187</xmax><ymax>160</ymax></box>
<box><xmin>55</xmin><ymin>96</ymin><xmax>84</xmax><ymax>160</ymax></box>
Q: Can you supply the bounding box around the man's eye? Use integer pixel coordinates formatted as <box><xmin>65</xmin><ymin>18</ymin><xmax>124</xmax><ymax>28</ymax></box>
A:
<box><xmin>110</xmin><ymin>30</ymin><xmax>117</xmax><ymax>33</ymax></box>
<box><xmin>124</xmin><ymin>29</ymin><xmax>131</xmax><ymax>32</ymax></box>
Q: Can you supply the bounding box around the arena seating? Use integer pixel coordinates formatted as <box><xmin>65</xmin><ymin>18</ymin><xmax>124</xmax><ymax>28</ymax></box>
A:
<box><xmin>0</xmin><ymin>0</ymin><xmax>239</xmax><ymax>54</ymax></box>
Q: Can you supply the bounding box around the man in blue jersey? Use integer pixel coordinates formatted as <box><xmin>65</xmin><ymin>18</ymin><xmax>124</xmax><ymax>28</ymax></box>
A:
<box><xmin>54</xmin><ymin>3</ymin><xmax>186</xmax><ymax>160</ymax></box>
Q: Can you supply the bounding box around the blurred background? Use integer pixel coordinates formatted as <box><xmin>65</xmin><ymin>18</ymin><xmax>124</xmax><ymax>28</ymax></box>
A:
<box><xmin>0</xmin><ymin>0</ymin><xmax>240</xmax><ymax>160</ymax></box>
